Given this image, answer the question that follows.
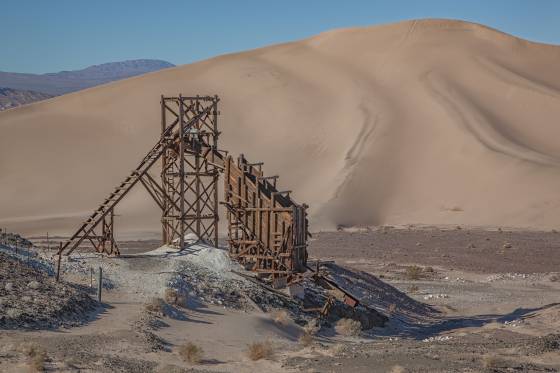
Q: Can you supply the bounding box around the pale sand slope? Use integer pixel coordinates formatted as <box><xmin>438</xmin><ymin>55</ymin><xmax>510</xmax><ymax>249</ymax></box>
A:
<box><xmin>1</xmin><ymin>19</ymin><xmax>560</xmax><ymax>237</ymax></box>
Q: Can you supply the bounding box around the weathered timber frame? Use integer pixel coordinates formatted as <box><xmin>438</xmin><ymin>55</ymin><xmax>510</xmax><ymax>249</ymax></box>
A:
<box><xmin>56</xmin><ymin>94</ymin><xmax>308</xmax><ymax>287</ymax></box>
<box><xmin>223</xmin><ymin>154</ymin><xmax>308</xmax><ymax>285</ymax></box>
<box><xmin>159</xmin><ymin>95</ymin><xmax>222</xmax><ymax>248</ymax></box>
<box><xmin>58</xmin><ymin>95</ymin><xmax>223</xmax><ymax>256</ymax></box>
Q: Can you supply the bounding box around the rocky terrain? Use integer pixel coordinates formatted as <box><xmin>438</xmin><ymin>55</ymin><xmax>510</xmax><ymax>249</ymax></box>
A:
<box><xmin>1</xmin><ymin>227</ymin><xmax>560</xmax><ymax>371</ymax></box>
<box><xmin>0</xmin><ymin>251</ymin><xmax>97</xmax><ymax>329</ymax></box>
<box><xmin>0</xmin><ymin>87</ymin><xmax>53</xmax><ymax>111</ymax></box>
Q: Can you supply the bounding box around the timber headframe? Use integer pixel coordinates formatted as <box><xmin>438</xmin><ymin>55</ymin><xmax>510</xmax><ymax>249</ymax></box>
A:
<box><xmin>57</xmin><ymin>94</ymin><xmax>309</xmax><ymax>284</ymax></box>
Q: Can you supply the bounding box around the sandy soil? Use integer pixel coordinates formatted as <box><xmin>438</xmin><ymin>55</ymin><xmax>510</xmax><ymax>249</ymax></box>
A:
<box><xmin>1</xmin><ymin>227</ymin><xmax>559</xmax><ymax>372</ymax></box>
<box><xmin>2</xmin><ymin>19</ymin><xmax>560</xmax><ymax>238</ymax></box>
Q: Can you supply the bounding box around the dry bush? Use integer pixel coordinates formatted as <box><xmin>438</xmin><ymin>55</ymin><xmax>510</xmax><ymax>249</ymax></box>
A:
<box><xmin>329</xmin><ymin>343</ymin><xmax>344</xmax><ymax>356</ymax></box>
<box><xmin>405</xmin><ymin>265</ymin><xmax>423</xmax><ymax>280</ymax></box>
<box><xmin>177</xmin><ymin>342</ymin><xmax>203</xmax><ymax>364</ymax></box>
<box><xmin>176</xmin><ymin>293</ymin><xmax>188</xmax><ymax>308</ymax></box>
<box><xmin>408</xmin><ymin>285</ymin><xmax>419</xmax><ymax>293</ymax></box>
<box><xmin>335</xmin><ymin>318</ymin><xmax>362</xmax><ymax>336</ymax></box>
<box><xmin>303</xmin><ymin>320</ymin><xmax>320</xmax><ymax>336</ymax></box>
<box><xmin>145</xmin><ymin>298</ymin><xmax>165</xmax><ymax>313</ymax></box>
<box><xmin>424</xmin><ymin>266</ymin><xmax>435</xmax><ymax>274</ymax></box>
<box><xmin>549</xmin><ymin>274</ymin><xmax>560</xmax><ymax>282</ymax></box>
<box><xmin>387</xmin><ymin>303</ymin><xmax>397</xmax><ymax>316</ymax></box>
<box><xmin>17</xmin><ymin>342</ymin><xmax>46</xmax><ymax>372</ymax></box>
<box><xmin>246</xmin><ymin>341</ymin><xmax>273</xmax><ymax>361</ymax></box>
<box><xmin>61</xmin><ymin>356</ymin><xmax>79</xmax><ymax>370</ymax></box>
<box><xmin>482</xmin><ymin>354</ymin><xmax>502</xmax><ymax>369</ymax></box>
<box><xmin>389</xmin><ymin>365</ymin><xmax>407</xmax><ymax>373</ymax></box>
<box><xmin>299</xmin><ymin>332</ymin><xmax>313</xmax><ymax>347</ymax></box>
<box><xmin>271</xmin><ymin>310</ymin><xmax>289</xmax><ymax>325</ymax></box>
<box><xmin>164</xmin><ymin>288</ymin><xmax>178</xmax><ymax>305</ymax></box>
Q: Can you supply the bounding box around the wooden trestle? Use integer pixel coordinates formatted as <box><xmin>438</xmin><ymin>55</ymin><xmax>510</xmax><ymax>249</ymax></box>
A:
<box><xmin>223</xmin><ymin>154</ymin><xmax>309</xmax><ymax>285</ymax></box>
<box><xmin>57</xmin><ymin>94</ymin><xmax>308</xmax><ymax>285</ymax></box>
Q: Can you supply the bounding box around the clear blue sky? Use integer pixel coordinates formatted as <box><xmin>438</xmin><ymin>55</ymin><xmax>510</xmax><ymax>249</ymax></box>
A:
<box><xmin>2</xmin><ymin>0</ymin><xmax>559</xmax><ymax>74</ymax></box>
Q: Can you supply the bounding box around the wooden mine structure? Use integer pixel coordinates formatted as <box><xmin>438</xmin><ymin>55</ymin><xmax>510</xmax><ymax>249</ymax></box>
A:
<box><xmin>57</xmin><ymin>94</ymin><xmax>308</xmax><ymax>284</ymax></box>
<box><xmin>223</xmin><ymin>155</ymin><xmax>308</xmax><ymax>285</ymax></box>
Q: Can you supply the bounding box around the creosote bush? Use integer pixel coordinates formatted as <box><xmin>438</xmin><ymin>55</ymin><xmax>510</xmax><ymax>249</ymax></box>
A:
<box><xmin>164</xmin><ymin>288</ymin><xmax>178</xmax><ymax>304</ymax></box>
<box><xmin>17</xmin><ymin>342</ymin><xmax>47</xmax><ymax>372</ymax></box>
<box><xmin>271</xmin><ymin>310</ymin><xmax>289</xmax><ymax>325</ymax></box>
<box><xmin>334</xmin><ymin>318</ymin><xmax>362</xmax><ymax>336</ymax></box>
<box><xmin>405</xmin><ymin>265</ymin><xmax>423</xmax><ymax>280</ymax></box>
<box><xmin>246</xmin><ymin>341</ymin><xmax>273</xmax><ymax>361</ymax></box>
<box><xmin>177</xmin><ymin>342</ymin><xmax>203</xmax><ymax>364</ymax></box>
<box><xmin>145</xmin><ymin>297</ymin><xmax>165</xmax><ymax>314</ymax></box>
<box><xmin>299</xmin><ymin>332</ymin><xmax>313</xmax><ymax>347</ymax></box>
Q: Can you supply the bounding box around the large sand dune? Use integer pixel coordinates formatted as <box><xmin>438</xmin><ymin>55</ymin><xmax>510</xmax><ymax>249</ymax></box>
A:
<box><xmin>1</xmin><ymin>19</ymin><xmax>560</xmax><ymax>237</ymax></box>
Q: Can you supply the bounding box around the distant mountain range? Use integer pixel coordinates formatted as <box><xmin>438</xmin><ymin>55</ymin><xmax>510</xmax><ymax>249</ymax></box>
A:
<box><xmin>0</xmin><ymin>87</ymin><xmax>54</xmax><ymax>111</ymax></box>
<box><xmin>0</xmin><ymin>59</ymin><xmax>175</xmax><ymax>110</ymax></box>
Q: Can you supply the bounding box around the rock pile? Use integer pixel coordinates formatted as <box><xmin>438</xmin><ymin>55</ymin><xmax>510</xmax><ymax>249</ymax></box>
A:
<box><xmin>0</xmin><ymin>252</ymin><xmax>97</xmax><ymax>329</ymax></box>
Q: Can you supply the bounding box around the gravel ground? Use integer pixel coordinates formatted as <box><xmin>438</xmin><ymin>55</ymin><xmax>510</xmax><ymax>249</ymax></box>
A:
<box><xmin>309</xmin><ymin>226</ymin><xmax>560</xmax><ymax>273</ymax></box>
<box><xmin>0</xmin><ymin>250</ymin><xmax>97</xmax><ymax>329</ymax></box>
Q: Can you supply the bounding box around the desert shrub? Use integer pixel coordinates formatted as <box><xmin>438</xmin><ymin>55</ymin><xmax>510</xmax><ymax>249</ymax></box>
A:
<box><xmin>164</xmin><ymin>288</ymin><xmax>178</xmax><ymax>304</ymax></box>
<box><xmin>482</xmin><ymin>354</ymin><xmax>502</xmax><ymax>369</ymax></box>
<box><xmin>303</xmin><ymin>320</ymin><xmax>320</xmax><ymax>336</ymax></box>
<box><xmin>176</xmin><ymin>293</ymin><xmax>188</xmax><ymax>308</ymax></box>
<box><xmin>335</xmin><ymin>318</ymin><xmax>362</xmax><ymax>336</ymax></box>
<box><xmin>405</xmin><ymin>265</ymin><xmax>423</xmax><ymax>280</ymax></box>
<box><xmin>549</xmin><ymin>274</ymin><xmax>560</xmax><ymax>282</ymax></box>
<box><xmin>61</xmin><ymin>356</ymin><xmax>79</xmax><ymax>370</ymax></box>
<box><xmin>424</xmin><ymin>266</ymin><xmax>434</xmax><ymax>273</ymax></box>
<box><xmin>389</xmin><ymin>365</ymin><xmax>407</xmax><ymax>373</ymax></box>
<box><xmin>177</xmin><ymin>342</ymin><xmax>203</xmax><ymax>364</ymax></box>
<box><xmin>408</xmin><ymin>285</ymin><xmax>419</xmax><ymax>293</ymax></box>
<box><xmin>246</xmin><ymin>341</ymin><xmax>273</xmax><ymax>361</ymax></box>
<box><xmin>145</xmin><ymin>298</ymin><xmax>165</xmax><ymax>313</ymax></box>
<box><xmin>299</xmin><ymin>332</ymin><xmax>313</xmax><ymax>347</ymax></box>
<box><xmin>17</xmin><ymin>343</ymin><xmax>46</xmax><ymax>372</ymax></box>
<box><xmin>387</xmin><ymin>303</ymin><xmax>398</xmax><ymax>316</ymax></box>
<box><xmin>329</xmin><ymin>343</ymin><xmax>344</xmax><ymax>356</ymax></box>
<box><xmin>271</xmin><ymin>310</ymin><xmax>289</xmax><ymax>325</ymax></box>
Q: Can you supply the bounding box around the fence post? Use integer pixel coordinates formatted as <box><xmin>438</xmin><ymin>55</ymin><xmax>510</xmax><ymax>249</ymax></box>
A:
<box><xmin>56</xmin><ymin>243</ymin><xmax>62</xmax><ymax>282</ymax></box>
<box><xmin>97</xmin><ymin>267</ymin><xmax>103</xmax><ymax>302</ymax></box>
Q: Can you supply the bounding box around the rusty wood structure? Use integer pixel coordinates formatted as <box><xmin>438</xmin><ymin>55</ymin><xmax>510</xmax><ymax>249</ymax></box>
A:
<box><xmin>157</xmin><ymin>95</ymin><xmax>223</xmax><ymax>249</ymax></box>
<box><xmin>223</xmin><ymin>154</ymin><xmax>309</xmax><ymax>285</ymax></box>
<box><xmin>57</xmin><ymin>94</ymin><xmax>308</xmax><ymax>285</ymax></box>
<box><xmin>57</xmin><ymin>95</ymin><xmax>223</xmax><ymax>257</ymax></box>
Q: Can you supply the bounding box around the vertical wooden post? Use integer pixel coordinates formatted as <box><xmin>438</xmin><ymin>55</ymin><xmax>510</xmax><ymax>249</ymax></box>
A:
<box><xmin>178</xmin><ymin>95</ymin><xmax>185</xmax><ymax>249</ymax></box>
<box><xmin>56</xmin><ymin>243</ymin><xmax>62</xmax><ymax>282</ymax></box>
<box><xmin>213</xmin><ymin>96</ymin><xmax>219</xmax><ymax>248</ymax></box>
<box><xmin>161</xmin><ymin>95</ymin><xmax>167</xmax><ymax>245</ymax></box>
<box><xmin>97</xmin><ymin>267</ymin><xmax>103</xmax><ymax>302</ymax></box>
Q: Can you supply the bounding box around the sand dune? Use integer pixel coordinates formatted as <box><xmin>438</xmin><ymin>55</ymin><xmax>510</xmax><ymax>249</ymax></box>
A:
<box><xmin>1</xmin><ymin>19</ymin><xmax>560</xmax><ymax>237</ymax></box>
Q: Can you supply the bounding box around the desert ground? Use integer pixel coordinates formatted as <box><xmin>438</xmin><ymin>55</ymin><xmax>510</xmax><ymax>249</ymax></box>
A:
<box><xmin>1</xmin><ymin>225</ymin><xmax>559</xmax><ymax>373</ymax></box>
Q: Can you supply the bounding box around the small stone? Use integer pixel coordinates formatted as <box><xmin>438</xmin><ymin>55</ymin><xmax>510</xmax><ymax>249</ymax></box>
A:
<box><xmin>5</xmin><ymin>282</ymin><xmax>13</xmax><ymax>291</ymax></box>
<box><xmin>503</xmin><ymin>243</ymin><xmax>512</xmax><ymax>249</ymax></box>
